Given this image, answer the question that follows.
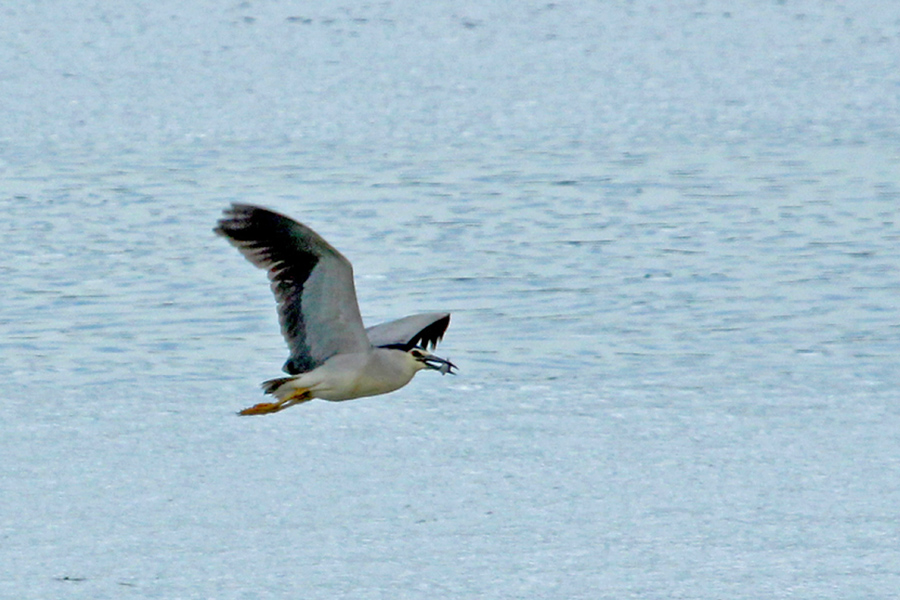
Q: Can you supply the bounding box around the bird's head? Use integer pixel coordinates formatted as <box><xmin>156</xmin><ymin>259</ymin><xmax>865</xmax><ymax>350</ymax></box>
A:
<box><xmin>408</xmin><ymin>347</ymin><xmax>457</xmax><ymax>375</ymax></box>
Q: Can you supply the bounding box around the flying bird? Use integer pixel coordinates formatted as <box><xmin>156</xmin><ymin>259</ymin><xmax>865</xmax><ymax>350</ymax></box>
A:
<box><xmin>215</xmin><ymin>204</ymin><xmax>456</xmax><ymax>415</ymax></box>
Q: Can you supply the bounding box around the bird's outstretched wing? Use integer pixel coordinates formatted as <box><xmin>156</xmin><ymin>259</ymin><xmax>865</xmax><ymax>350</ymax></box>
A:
<box><xmin>366</xmin><ymin>313</ymin><xmax>451</xmax><ymax>351</ymax></box>
<box><xmin>215</xmin><ymin>204</ymin><xmax>370</xmax><ymax>374</ymax></box>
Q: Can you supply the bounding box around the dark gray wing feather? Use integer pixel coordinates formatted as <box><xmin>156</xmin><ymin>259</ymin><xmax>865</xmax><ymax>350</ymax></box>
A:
<box><xmin>366</xmin><ymin>313</ymin><xmax>450</xmax><ymax>351</ymax></box>
<box><xmin>215</xmin><ymin>204</ymin><xmax>370</xmax><ymax>374</ymax></box>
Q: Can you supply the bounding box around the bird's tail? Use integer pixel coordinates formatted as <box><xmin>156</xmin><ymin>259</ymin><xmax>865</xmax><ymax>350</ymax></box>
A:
<box><xmin>239</xmin><ymin>376</ymin><xmax>310</xmax><ymax>416</ymax></box>
<box><xmin>261</xmin><ymin>376</ymin><xmax>298</xmax><ymax>396</ymax></box>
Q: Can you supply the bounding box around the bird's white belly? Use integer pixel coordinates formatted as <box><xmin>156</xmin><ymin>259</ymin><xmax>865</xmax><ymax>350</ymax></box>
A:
<box><xmin>303</xmin><ymin>351</ymin><xmax>417</xmax><ymax>401</ymax></box>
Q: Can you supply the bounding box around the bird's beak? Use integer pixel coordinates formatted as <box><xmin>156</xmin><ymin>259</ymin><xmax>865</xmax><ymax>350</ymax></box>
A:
<box><xmin>421</xmin><ymin>353</ymin><xmax>457</xmax><ymax>375</ymax></box>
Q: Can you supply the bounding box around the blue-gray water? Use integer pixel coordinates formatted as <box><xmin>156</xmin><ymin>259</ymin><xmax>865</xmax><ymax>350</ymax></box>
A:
<box><xmin>2</xmin><ymin>2</ymin><xmax>900</xmax><ymax>599</ymax></box>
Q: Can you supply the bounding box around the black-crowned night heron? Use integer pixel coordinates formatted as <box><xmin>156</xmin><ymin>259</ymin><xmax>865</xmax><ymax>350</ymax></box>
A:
<box><xmin>215</xmin><ymin>204</ymin><xmax>457</xmax><ymax>415</ymax></box>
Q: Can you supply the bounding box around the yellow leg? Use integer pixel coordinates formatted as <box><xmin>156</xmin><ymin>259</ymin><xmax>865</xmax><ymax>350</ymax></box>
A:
<box><xmin>238</xmin><ymin>389</ymin><xmax>312</xmax><ymax>416</ymax></box>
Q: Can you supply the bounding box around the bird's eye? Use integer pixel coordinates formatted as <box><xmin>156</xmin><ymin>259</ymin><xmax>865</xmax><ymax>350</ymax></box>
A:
<box><xmin>411</xmin><ymin>350</ymin><xmax>423</xmax><ymax>358</ymax></box>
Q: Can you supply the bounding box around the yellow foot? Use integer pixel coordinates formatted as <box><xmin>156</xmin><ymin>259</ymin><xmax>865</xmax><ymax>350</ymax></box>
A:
<box><xmin>238</xmin><ymin>402</ymin><xmax>282</xmax><ymax>416</ymax></box>
<box><xmin>237</xmin><ymin>389</ymin><xmax>312</xmax><ymax>416</ymax></box>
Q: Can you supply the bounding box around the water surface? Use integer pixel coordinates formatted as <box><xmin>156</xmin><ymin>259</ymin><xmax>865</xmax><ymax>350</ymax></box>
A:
<box><xmin>2</xmin><ymin>2</ymin><xmax>900</xmax><ymax>598</ymax></box>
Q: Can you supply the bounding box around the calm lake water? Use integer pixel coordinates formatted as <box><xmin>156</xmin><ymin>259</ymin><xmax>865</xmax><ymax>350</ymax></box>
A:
<box><xmin>2</xmin><ymin>2</ymin><xmax>900</xmax><ymax>599</ymax></box>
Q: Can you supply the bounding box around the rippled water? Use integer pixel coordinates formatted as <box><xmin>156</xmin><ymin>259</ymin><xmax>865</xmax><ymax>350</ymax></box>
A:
<box><xmin>3</xmin><ymin>1</ymin><xmax>900</xmax><ymax>598</ymax></box>
<box><xmin>4</xmin><ymin>142</ymin><xmax>899</xmax><ymax>599</ymax></box>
